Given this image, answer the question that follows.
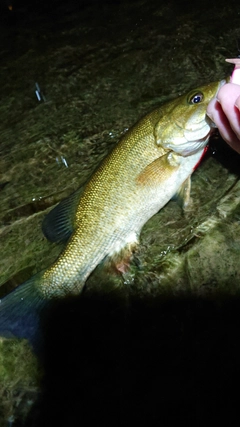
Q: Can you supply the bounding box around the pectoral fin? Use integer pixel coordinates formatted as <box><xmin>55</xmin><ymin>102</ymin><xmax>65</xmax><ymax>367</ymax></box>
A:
<box><xmin>174</xmin><ymin>176</ymin><xmax>191</xmax><ymax>208</ymax></box>
<box><xmin>136</xmin><ymin>152</ymin><xmax>181</xmax><ymax>185</ymax></box>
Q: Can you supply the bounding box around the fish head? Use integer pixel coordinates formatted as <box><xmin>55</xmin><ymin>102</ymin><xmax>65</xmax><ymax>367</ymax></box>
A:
<box><xmin>154</xmin><ymin>80</ymin><xmax>226</xmax><ymax>156</ymax></box>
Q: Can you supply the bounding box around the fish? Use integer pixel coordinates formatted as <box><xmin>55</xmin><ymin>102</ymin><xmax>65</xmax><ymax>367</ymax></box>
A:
<box><xmin>0</xmin><ymin>79</ymin><xmax>224</xmax><ymax>346</ymax></box>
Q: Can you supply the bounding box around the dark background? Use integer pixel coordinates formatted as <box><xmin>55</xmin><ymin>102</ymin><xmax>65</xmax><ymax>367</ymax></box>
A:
<box><xmin>1</xmin><ymin>0</ymin><xmax>240</xmax><ymax>426</ymax></box>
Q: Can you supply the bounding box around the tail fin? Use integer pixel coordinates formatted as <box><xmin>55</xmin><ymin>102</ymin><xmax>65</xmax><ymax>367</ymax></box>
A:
<box><xmin>0</xmin><ymin>272</ymin><xmax>48</xmax><ymax>350</ymax></box>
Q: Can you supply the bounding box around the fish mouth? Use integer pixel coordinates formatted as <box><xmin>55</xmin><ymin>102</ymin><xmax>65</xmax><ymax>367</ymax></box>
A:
<box><xmin>182</xmin><ymin>122</ymin><xmax>218</xmax><ymax>156</ymax></box>
<box><xmin>171</xmin><ymin>135</ymin><xmax>211</xmax><ymax>157</ymax></box>
<box><xmin>167</xmin><ymin>126</ymin><xmax>214</xmax><ymax>157</ymax></box>
<box><xmin>166</xmin><ymin>125</ymin><xmax>215</xmax><ymax>157</ymax></box>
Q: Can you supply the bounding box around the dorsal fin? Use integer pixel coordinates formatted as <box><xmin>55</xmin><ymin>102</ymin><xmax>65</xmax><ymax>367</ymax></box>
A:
<box><xmin>42</xmin><ymin>186</ymin><xmax>84</xmax><ymax>243</ymax></box>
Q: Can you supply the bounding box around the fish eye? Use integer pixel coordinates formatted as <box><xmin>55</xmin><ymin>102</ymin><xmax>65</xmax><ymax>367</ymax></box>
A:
<box><xmin>188</xmin><ymin>92</ymin><xmax>204</xmax><ymax>104</ymax></box>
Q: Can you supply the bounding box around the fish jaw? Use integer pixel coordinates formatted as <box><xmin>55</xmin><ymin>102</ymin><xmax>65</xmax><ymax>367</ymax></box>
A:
<box><xmin>159</xmin><ymin>129</ymin><xmax>211</xmax><ymax>157</ymax></box>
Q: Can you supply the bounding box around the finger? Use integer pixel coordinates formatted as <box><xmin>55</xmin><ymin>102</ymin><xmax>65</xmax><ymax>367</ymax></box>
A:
<box><xmin>235</xmin><ymin>94</ymin><xmax>240</xmax><ymax>110</ymax></box>
<box><xmin>206</xmin><ymin>97</ymin><xmax>219</xmax><ymax>119</ymax></box>
<box><xmin>207</xmin><ymin>97</ymin><xmax>240</xmax><ymax>153</ymax></box>
<box><xmin>216</xmin><ymin>83</ymin><xmax>240</xmax><ymax>139</ymax></box>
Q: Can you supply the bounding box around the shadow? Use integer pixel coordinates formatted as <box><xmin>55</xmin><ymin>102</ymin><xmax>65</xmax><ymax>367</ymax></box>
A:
<box><xmin>23</xmin><ymin>289</ymin><xmax>240</xmax><ymax>426</ymax></box>
<box><xmin>209</xmin><ymin>135</ymin><xmax>240</xmax><ymax>175</ymax></box>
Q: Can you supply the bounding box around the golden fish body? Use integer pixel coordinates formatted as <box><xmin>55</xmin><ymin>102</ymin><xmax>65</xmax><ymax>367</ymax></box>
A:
<box><xmin>41</xmin><ymin>80</ymin><xmax>223</xmax><ymax>298</ymax></box>
<box><xmin>0</xmin><ymin>80</ymin><xmax>224</xmax><ymax>344</ymax></box>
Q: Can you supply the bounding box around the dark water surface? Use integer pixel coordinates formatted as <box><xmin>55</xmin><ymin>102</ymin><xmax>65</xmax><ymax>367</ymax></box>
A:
<box><xmin>1</xmin><ymin>0</ymin><xmax>240</xmax><ymax>425</ymax></box>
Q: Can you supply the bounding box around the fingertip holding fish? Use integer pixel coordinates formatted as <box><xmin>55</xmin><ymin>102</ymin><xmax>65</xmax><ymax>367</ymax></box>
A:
<box><xmin>234</xmin><ymin>97</ymin><xmax>240</xmax><ymax>110</ymax></box>
<box><xmin>231</xmin><ymin>68</ymin><xmax>240</xmax><ymax>85</ymax></box>
<box><xmin>225</xmin><ymin>58</ymin><xmax>240</xmax><ymax>66</ymax></box>
<box><xmin>226</xmin><ymin>58</ymin><xmax>240</xmax><ymax>85</ymax></box>
<box><xmin>225</xmin><ymin>57</ymin><xmax>240</xmax><ymax>106</ymax></box>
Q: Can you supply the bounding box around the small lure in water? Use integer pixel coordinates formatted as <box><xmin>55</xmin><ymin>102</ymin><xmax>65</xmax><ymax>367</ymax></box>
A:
<box><xmin>35</xmin><ymin>82</ymin><xmax>46</xmax><ymax>102</ymax></box>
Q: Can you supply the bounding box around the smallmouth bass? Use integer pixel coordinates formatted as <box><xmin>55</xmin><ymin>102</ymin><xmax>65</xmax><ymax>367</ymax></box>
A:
<box><xmin>0</xmin><ymin>80</ymin><xmax>224</xmax><ymax>345</ymax></box>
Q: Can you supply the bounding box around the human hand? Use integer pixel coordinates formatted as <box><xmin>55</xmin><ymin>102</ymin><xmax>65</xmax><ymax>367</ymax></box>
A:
<box><xmin>207</xmin><ymin>59</ymin><xmax>240</xmax><ymax>153</ymax></box>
